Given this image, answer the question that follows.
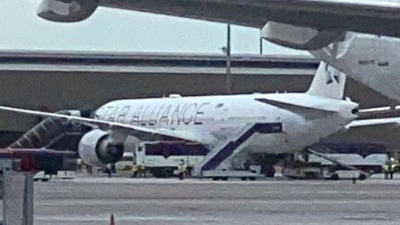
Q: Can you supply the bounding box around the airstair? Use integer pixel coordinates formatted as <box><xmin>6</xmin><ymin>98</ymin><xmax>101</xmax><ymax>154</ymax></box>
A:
<box><xmin>193</xmin><ymin>122</ymin><xmax>283</xmax><ymax>178</ymax></box>
<box><xmin>8</xmin><ymin>110</ymin><xmax>92</xmax><ymax>150</ymax></box>
<box><xmin>306</xmin><ymin>147</ymin><xmax>371</xmax><ymax>178</ymax></box>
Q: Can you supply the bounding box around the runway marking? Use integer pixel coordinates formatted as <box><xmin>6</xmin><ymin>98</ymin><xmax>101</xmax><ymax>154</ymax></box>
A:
<box><xmin>35</xmin><ymin>199</ymin><xmax>400</xmax><ymax>206</ymax></box>
<box><xmin>35</xmin><ymin>215</ymin><xmax>218</xmax><ymax>222</ymax></box>
<box><xmin>57</xmin><ymin>177</ymin><xmax>336</xmax><ymax>183</ymax></box>
<box><xmin>57</xmin><ymin>173</ymin><xmax>400</xmax><ymax>184</ymax></box>
<box><xmin>50</xmin><ymin>177</ymin><xmax>400</xmax><ymax>187</ymax></box>
<box><xmin>338</xmin><ymin>217</ymin><xmax>390</xmax><ymax>221</ymax></box>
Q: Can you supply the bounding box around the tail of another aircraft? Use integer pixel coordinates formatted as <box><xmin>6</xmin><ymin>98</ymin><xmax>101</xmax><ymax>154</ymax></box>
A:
<box><xmin>306</xmin><ymin>61</ymin><xmax>346</xmax><ymax>99</ymax></box>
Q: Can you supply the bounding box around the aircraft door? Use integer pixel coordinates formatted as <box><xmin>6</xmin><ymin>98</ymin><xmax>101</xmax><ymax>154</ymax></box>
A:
<box><xmin>216</xmin><ymin>105</ymin><xmax>229</xmax><ymax>124</ymax></box>
<box><xmin>135</xmin><ymin>143</ymin><xmax>146</xmax><ymax>166</ymax></box>
<box><xmin>375</xmin><ymin>36</ymin><xmax>391</xmax><ymax>75</ymax></box>
<box><xmin>374</xmin><ymin>35</ymin><xmax>400</xmax><ymax>100</ymax></box>
<box><xmin>214</xmin><ymin>103</ymin><xmax>230</xmax><ymax>134</ymax></box>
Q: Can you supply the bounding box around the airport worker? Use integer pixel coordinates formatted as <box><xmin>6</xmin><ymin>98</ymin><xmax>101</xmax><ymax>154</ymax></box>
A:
<box><xmin>383</xmin><ymin>164</ymin><xmax>389</xmax><ymax>180</ymax></box>
<box><xmin>183</xmin><ymin>161</ymin><xmax>188</xmax><ymax>174</ymax></box>
<box><xmin>86</xmin><ymin>164</ymin><xmax>93</xmax><ymax>175</ymax></box>
<box><xmin>385</xmin><ymin>155</ymin><xmax>394</xmax><ymax>179</ymax></box>
<box><xmin>389</xmin><ymin>160</ymin><xmax>394</xmax><ymax>180</ymax></box>
<box><xmin>111</xmin><ymin>164</ymin><xmax>116</xmax><ymax>173</ymax></box>
<box><xmin>243</xmin><ymin>160</ymin><xmax>250</xmax><ymax>170</ymax></box>
<box><xmin>131</xmin><ymin>162</ymin><xmax>139</xmax><ymax>178</ymax></box>
<box><xmin>77</xmin><ymin>158</ymin><xmax>82</xmax><ymax>171</ymax></box>
<box><xmin>178</xmin><ymin>159</ymin><xmax>187</xmax><ymax>180</ymax></box>
<box><xmin>137</xmin><ymin>160</ymin><xmax>146</xmax><ymax>177</ymax></box>
<box><xmin>106</xmin><ymin>163</ymin><xmax>112</xmax><ymax>178</ymax></box>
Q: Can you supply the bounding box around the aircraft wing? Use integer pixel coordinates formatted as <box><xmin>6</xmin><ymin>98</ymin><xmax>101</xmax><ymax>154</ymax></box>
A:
<box><xmin>39</xmin><ymin>0</ymin><xmax>400</xmax><ymax>38</ymax></box>
<box><xmin>103</xmin><ymin>0</ymin><xmax>400</xmax><ymax>37</ymax></box>
<box><xmin>324</xmin><ymin>117</ymin><xmax>400</xmax><ymax>150</ymax></box>
<box><xmin>0</xmin><ymin>106</ymin><xmax>216</xmax><ymax>145</ymax></box>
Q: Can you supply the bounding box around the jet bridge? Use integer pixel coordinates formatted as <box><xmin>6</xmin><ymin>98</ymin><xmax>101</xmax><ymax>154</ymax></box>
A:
<box><xmin>193</xmin><ymin>122</ymin><xmax>283</xmax><ymax>179</ymax></box>
<box><xmin>8</xmin><ymin>110</ymin><xmax>92</xmax><ymax>150</ymax></box>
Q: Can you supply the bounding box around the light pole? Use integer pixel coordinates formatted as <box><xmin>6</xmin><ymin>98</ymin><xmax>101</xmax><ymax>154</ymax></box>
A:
<box><xmin>224</xmin><ymin>24</ymin><xmax>232</xmax><ymax>94</ymax></box>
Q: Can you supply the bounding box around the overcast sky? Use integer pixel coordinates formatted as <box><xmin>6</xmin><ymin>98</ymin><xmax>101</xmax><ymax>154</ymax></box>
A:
<box><xmin>0</xmin><ymin>0</ymin><xmax>309</xmax><ymax>55</ymax></box>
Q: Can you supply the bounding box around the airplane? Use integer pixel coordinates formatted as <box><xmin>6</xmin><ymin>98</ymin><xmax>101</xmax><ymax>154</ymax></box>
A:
<box><xmin>37</xmin><ymin>0</ymin><xmax>400</xmax><ymax>50</ymax></box>
<box><xmin>309</xmin><ymin>32</ymin><xmax>400</xmax><ymax>105</ymax></box>
<box><xmin>0</xmin><ymin>61</ymin><xmax>368</xmax><ymax>177</ymax></box>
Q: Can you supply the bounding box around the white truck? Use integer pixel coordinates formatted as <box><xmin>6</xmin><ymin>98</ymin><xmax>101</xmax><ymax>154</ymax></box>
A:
<box><xmin>132</xmin><ymin>141</ymin><xmax>266</xmax><ymax>180</ymax></box>
<box><xmin>33</xmin><ymin>170</ymin><xmax>76</xmax><ymax>181</ymax></box>
<box><xmin>134</xmin><ymin>141</ymin><xmax>208</xmax><ymax>178</ymax></box>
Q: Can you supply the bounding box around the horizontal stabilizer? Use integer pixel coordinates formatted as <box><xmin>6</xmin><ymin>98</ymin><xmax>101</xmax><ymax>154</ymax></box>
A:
<box><xmin>358</xmin><ymin>105</ymin><xmax>400</xmax><ymax>119</ymax></box>
<box><xmin>346</xmin><ymin>117</ymin><xmax>400</xmax><ymax>129</ymax></box>
<box><xmin>255</xmin><ymin>98</ymin><xmax>336</xmax><ymax>116</ymax></box>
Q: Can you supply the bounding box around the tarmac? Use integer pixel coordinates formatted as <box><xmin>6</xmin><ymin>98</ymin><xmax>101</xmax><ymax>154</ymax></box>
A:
<box><xmin>3</xmin><ymin>173</ymin><xmax>400</xmax><ymax>225</ymax></box>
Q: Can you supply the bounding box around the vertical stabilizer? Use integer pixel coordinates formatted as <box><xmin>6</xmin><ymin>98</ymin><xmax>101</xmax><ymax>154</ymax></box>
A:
<box><xmin>306</xmin><ymin>61</ymin><xmax>346</xmax><ymax>99</ymax></box>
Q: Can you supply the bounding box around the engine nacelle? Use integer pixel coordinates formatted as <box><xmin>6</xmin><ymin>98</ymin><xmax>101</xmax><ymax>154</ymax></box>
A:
<box><xmin>78</xmin><ymin>129</ymin><xmax>124</xmax><ymax>167</ymax></box>
<box><xmin>261</xmin><ymin>21</ymin><xmax>345</xmax><ymax>50</ymax></box>
<box><xmin>37</xmin><ymin>0</ymin><xmax>98</xmax><ymax>22</ymax></box>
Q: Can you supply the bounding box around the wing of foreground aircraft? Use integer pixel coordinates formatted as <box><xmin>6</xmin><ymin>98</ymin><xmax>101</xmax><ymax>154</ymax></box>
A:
<box><xmin>0</xmin><ymin>106</ymin><xmax>215</xmax><ymax>145</ymax></box>
<box><xmin>38</xmin><ymin>0</ymin><xmax>400</xmax><ymax>41</ymax></box>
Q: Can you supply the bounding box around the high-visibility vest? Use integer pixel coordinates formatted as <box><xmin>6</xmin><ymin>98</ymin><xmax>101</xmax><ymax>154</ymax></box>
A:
<box><xmin>382</xmin><ymin>165</ymin><xmax>389</xmax><ymax>171</ymax></box>
<box><xmin>178</xmin><ymin>164</ymin><xmax>186</xmax><ymax>172</ymax></box>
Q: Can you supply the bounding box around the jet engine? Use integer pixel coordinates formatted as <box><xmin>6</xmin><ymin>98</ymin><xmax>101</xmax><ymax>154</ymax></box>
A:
<box><xmin>261</xmin><ymin>21</ymin><xmax>345</xmax><ymax>50</ymax></box>
<box><xmin>78</xmin><ymin>129</ymin><xmax>125</xmax><ymax>167</ymax></box>
<box><xmin>37</xmin><ymin>0</ymin><xmax>98</xmax><ymax>22</ymax></box>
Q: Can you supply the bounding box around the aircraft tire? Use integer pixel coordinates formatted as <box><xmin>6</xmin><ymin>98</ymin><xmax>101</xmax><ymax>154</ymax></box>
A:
<box><xmin>305</xmin><ymin>173</ymin><xmax>316</xmax><ymax>179</ymax></box>
<box><xmin>152</xmin><ymin>168</ymin><xmax>174</xmax><ymax>178</ymax></box>
<box><xmin>160</xmin><ymin>168</ymin><xmax>173</xmax><ymax>178</ymax></box>
<box><xmin>264</xmin><ymin>165</ymin><xmax>275</xmax><ymax>178</ymax></box>
<box><xmin>330</xmin><ymin>174</ymin><xmax>339</xmax><ymax>180</ymax></box>
<box><xmin>151</xmin><ymin>169</ymin><xmax>162</xmax><ymax>178</ymax></box>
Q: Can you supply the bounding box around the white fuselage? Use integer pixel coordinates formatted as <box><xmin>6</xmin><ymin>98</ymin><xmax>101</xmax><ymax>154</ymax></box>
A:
<box><xmin>311</xmin><ymin>32</ymin><xmax>400</xmax><ymax>103</ymax></box>
<box><xmin>93</xmin><ymin>93</ymin><xmax>357</xmax><ymax>155</ymax></box>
